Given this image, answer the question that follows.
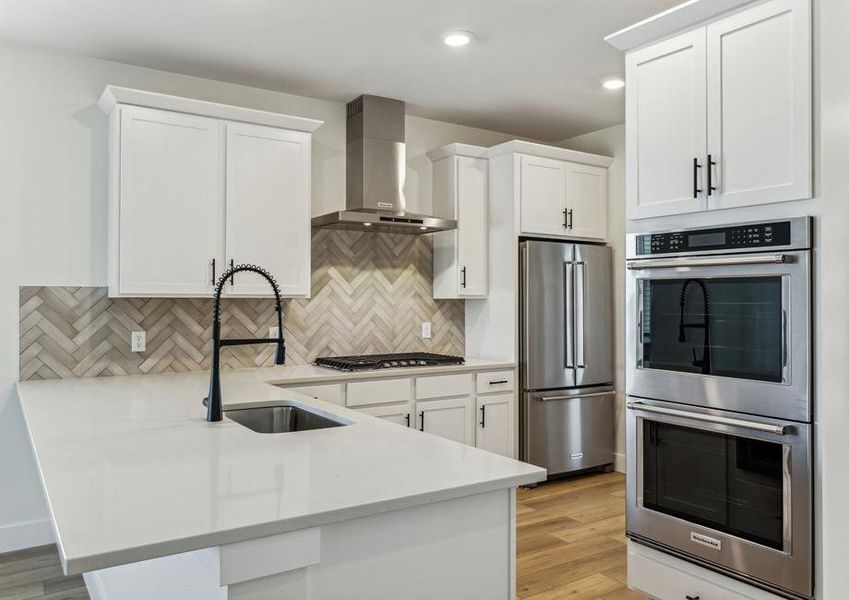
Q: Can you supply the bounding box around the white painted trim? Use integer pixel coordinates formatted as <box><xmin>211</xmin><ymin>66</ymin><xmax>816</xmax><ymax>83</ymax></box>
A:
<box><xmin>426</xmin><ymin>143</ymin><xmax>489</xmax><ymax>161</ymax></box>
<box><xmin>83</xmin><ymin>572</ymin><xmax>108</xmax><ymax>600</ymax></box>
<box><xmin>217</xmin><ymin>527</ymin><xmax>321</xmax><ymax>585</ymax></box>
<box><xmin>485</xmin><ymin>140</ymin><xmax>613</xmax><ymax>167</ymax></box>
<box><xmin>0</xmin><ymin>518</ymin><xmax>55</xmax><ymax>554</ymax></box>
<box><xmin>614</xmin><ymin>452</ymin><xmax>626</xmax><ymax>474</ymax></box>
<box><xmin>604</xmin><ymin>0</ymin><xmax>756</xmax><ymax>51</ymax></box>
<box><xmin>98</xmin><ymin>86</ymin><xmax>324</xmax><ymax>133</ymax></box>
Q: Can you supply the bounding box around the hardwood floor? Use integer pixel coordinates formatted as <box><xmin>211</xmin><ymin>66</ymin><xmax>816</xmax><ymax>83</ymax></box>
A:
<box><xmin>516</xmin><ymin>471</ymin><xmax>645</xmax><ymax>600</ymax></box>
<box><xmin>0</xmin><ymin>545</ymin><xmax>87</xmax><ymax>599</ymax></box>
<box><xmin>0</xmin><ymin>471</ymin><xmax>639</xmax><ymax>600</ymax></box>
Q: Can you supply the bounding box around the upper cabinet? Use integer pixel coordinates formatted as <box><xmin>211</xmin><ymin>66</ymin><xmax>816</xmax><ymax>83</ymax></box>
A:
<box><xmin>429</xmin><ymin>145</ymin><xmax>489</xmax><ymax>299</ymax></box>
<box><xmin>99</xmin><ymin>86</ymin><xmax>322</xmax><ymax>298</ymax></box>
<box><xmin>625</xmin><ymin>0</ymin><xmax>812</xmax><ymax>219</ymax></box>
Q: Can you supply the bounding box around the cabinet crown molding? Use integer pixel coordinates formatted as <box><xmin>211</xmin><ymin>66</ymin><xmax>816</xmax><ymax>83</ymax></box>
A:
<box><xmin>486</xmin><ymin>140</ymin><xmax>613</xmax><ymax>168</ymax></box>
<box><xmin>426</xmin><ymin>143</ymin><xmax>489</xmax><ymax>162</ymax></box>
<box><xmin>97</xmin><ymin>85</ymin><xmax>324</xmax><ymax>133</ymax></box>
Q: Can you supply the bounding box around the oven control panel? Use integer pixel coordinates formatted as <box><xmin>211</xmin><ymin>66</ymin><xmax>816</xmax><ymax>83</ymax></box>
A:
<box><xmin>635</xmin><ymin>221</ymin><xmax>793</xmax><ymax>255</ymax></box>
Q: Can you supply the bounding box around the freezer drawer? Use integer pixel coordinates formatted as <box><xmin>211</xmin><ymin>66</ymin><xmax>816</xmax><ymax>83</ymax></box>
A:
<box><xmin>521</xmin><ymin>387</ymin><xmax>615</xmax><ymax>476</ymax></box>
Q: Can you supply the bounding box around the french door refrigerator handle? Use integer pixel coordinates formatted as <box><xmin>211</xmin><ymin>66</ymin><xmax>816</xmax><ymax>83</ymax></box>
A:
<box><xmin>564</xmin><ymin>261</ymin><xmax>575</xmax><ymax>368</ymax></box>
<box><xmin>575</xmin><ymin>261</ymin><xmax>587</xmax><ymax>368</ymax></box>
<box><xmin>626</xmin><ymin>401</ymin><xmax>787</xmax><ymax>435</ymax></box>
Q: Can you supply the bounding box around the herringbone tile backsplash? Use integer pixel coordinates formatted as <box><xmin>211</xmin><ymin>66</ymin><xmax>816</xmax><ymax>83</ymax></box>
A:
<box><xmin>19</xmin><ymin>230</ymin><xmax>465</xmax><ymax>380</ymax></box>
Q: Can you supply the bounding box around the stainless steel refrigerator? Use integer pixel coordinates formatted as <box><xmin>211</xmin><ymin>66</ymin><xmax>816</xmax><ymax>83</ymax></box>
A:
<box><xmin>519</xmin><ymin>240</ymin><xmax>615</xmax><ymax>478</ymax></box>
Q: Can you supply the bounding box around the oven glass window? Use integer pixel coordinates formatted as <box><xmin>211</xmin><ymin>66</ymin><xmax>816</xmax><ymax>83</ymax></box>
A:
<box><xmin>640</xmin><ymin>276</ymin><xmax>783</xmax><ymax>382</ymax></box>
<box><xmin>643</xmin><ymin>421</ymin><xmax>784</xmax><ymax>550</ymax></box>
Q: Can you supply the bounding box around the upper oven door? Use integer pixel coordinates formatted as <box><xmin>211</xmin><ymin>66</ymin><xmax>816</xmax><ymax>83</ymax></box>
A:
<box><xmin>626</xmin><ymin>251</ymin><xmax>810</xmax><ymax>422</ymax></box>
<box><xmin>626</xmin><ymin>398</ymin><xmax>812</xmax><ymax>599</ymax></box>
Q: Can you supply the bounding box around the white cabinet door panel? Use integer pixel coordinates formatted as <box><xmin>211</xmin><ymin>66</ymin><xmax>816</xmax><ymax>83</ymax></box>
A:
<box><xmin>118</xmin><ymin>106</ymin><xmax>223</xmax><ymax>296</ymax></box>
<box><xmin>360</xmin><ymin>403</ymin><xmax>414</xmax><ymax>428</ymax></box>
<box><xmin>519</xmin><ymin>155</ymin><xmax>567</xmax><ymax>236</ymax></box>
<box><xmin>706</xmin><ymin>0</ymin><xmax>811</xmax><ymax>209</ymax></box>
<box><xmin>475</xmin><ymin>393</ymin><xmax>513</xmax><ymax>458</ymax></box>
<box><xmin>565</xmin><ymin>163</ymin><xmax>607</xmax><ymax>240</ymax></box>
<box><xmin>417</xmin><ymin>397</ymin><xmax>474</xmax><ymax>445</ymax></box>
<box><xmin>456</xmin><ymin>156</ymin><xmax>488</xmax><ymax>297</ymax></box>
<box><xmin>626</xmin><ymin>29</ymin><xmax>707</xmax><ymax>219</ymax></box>
<box><xmin>225</xmin><ymin>123</ymin><xmax>311</xmax><ymax>297</ymax></box>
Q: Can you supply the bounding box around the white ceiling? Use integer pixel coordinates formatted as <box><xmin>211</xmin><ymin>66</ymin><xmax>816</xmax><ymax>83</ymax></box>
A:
<box><xmin>0</xmin><ymin>0</ymin><xmax>685</xmax><ymax>141</ymax></box>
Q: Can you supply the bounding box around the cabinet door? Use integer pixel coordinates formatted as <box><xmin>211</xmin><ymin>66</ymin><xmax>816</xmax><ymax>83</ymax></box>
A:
<box><xmin>456</xmin><ymin>156</ymin><xmax>488</xmax><ymax>297</ymax></box>
<box><xmin>225</xmin><ymin>123</ymin><xmax>311</xmax><ymax>297</ymax></box>
<box><xmin>118</xmin><ymin>106</ymin><xmax>223</xmax><ymax>296</ymax></box>
<box><xmin>565</xmin><ymin>163</ymin><xmax>607</xmax><ymax>240</ymax></box>
<box><xmin>360</xmin><ymin>402</ymin><xmax>413</xmax><ymax>428</ymax></box>
<box><xmin>626</xmin><ymin>29</ymin><xmax>707</xmax><ymax>219</ymax></box>
<box><xmin>476</xmin><ymin>393</ymin><xmax>513</xmax><ymax>458</ymax></box>
<box><xmin>416</xmin><ymin>397</ymin><xmax>474</xmax><ymax>445</ymax></box>
<box><xmin>706</xmin><ymin>0</ymin><xmax>811</xmax><ymax>210</ymax></box>
<box><xmin>519</xmin><ymin>155</ymin><xmax>567</xmax><ymax>236</ymax></box>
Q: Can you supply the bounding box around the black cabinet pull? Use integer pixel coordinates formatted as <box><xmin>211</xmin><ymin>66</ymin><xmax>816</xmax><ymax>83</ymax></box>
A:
<box><xmin>489</xmin><ymin>380</ymin><xmax>509</xmax><ymax>385</ymax></box>
<box><xmin>229</xmin><ymin>259</ymin><xmax>235</xmax><ymax>285</ymax></box>
<box><xmin>461</xmin><ymin>266</ymin><xmax>467</xmax><ymax>288</ymax></box>
<box><xmin>419</xmin><ymin>411</ymin><xmax>425</xmax><ymax>431</ymax></box>
<box><xmin>480</xmin><ymin>405</ymin><xmax>486</xmax><ymax>428</ymax></box>
<box><xmin>562</xmin><ymin>208</ymin><xmax>568</xmax><ymax>228</ymax></box>
<box><xmin>567</xmin><ymin>208</ymin><xmax>574</xmax><ymax>229</ymax></box>
<box><xmin>692</xmin><ymin>157</ymin><xmax>703</xmax><ymax>198</ymax></box>
<box><xmin>707</xmin><ymin>154</ymin><xmax>717</xmax><ymax>196</ymax></box>
<box><xmin>405</xmin><ymin>413</ymin><xmax>411</xmax><ymax>428</ymax></box>
<box><xmin>685</xmin><ymin>595</ymin><xmax>700</xmax><ymax>600</ymax></box>
<box><xmin>211</xmin><ymin>259</ymin><xmax>216</xmax><ymax>285</ymax></box>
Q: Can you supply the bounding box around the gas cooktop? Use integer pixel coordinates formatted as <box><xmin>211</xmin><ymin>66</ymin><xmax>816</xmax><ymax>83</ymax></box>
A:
<box><xmin>314</xmin><ymin>352</ymin><xmax>465</xmax><ymax>372</ymax></box>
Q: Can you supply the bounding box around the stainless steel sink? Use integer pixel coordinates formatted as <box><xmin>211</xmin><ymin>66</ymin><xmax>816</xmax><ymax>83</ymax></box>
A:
<box><xmin>225</xmin><ymin>403</ymin><xmax>348</xmax><ymax>434</ymax></box>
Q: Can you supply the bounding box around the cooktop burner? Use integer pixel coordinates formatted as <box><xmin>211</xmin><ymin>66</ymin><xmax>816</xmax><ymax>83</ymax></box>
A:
<box><xmin>315</xmin><ymin>352</ymin><xmax>465</xmax><ymax>372</ymax></box>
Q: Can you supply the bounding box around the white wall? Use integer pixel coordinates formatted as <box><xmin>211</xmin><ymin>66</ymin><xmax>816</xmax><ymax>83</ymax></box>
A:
<box><xmin>0</xmin><ymin>41</ymin><xmax>523</xmax><ymax>552</ymax></box>
<box><xmin>559</xmin><ymin>125</ymin><xmax>626</xmax><ymax>472</ymax></box>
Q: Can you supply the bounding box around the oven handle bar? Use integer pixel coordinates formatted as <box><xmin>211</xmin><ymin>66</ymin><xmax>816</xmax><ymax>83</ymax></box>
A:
<box><xmin>626</xmin><ymin>254</ymin><xmax>788</xmax><ymax>270</ymax></box>
<box><xmin>626</xmin><ymin>401</ymin><xmax>787</xmax><ymax>435</ymax></box>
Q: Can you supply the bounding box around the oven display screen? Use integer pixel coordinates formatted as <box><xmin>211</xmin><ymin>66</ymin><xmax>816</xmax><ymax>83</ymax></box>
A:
<box><xmin>689</xmin><ymin>232</ymin><xmax>726</xmax><ymax>247</ymax></box>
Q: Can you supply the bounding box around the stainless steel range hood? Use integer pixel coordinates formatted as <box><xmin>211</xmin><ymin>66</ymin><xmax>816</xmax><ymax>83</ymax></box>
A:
<box><xmin>311</xmin><ymin>95</ymin><xmax>457</xmax><ymax>234</ymax></box>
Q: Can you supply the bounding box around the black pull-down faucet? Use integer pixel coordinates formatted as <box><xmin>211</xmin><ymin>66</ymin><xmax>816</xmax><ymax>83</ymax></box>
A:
<box><xmin>203</xmin><ymin>264</ymin><xmax>285</xmax><ymax>422</ymax></box>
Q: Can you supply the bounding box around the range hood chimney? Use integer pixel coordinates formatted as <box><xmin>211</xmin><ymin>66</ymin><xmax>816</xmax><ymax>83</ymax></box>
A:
<box><xmin>311</xmin><ymin>94</ymin><xmax>457</xmax><ymax>234</ymax></box>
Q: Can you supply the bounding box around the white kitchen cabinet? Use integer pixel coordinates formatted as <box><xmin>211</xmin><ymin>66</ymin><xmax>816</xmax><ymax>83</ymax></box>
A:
<box><xmin>519</xmin><ymin>154</ymin><xmax>568</xmax><ymax>237</ymax></box>
<box><xmin>626</xmin><ymin>28</ymin><xmax>707</xmax><ymax>220</ymax></box>
<box><xmin>429</xmin><ymin>145</ymin><xmax>489</xmax><ymax>299</ymax></box>
<box><xmin>565</xmin><ymin>163</ymin><xmax>608</xmax><ymax>240</ymax></box>
<box><xmin>475</xmin><ymin>393</ymin><xmax>513</xmax><ymax>457</ymax></box>
<box><xmin>705</xmin><ymin>0</ymin><xmax>811</xmax><ymax>210</ymax></box>
<box><xmin>112</xmin><ymin>106</ymin><xmax>224</xmax><ymax>297</ymax></box>
<box><xmin>285</xmin><ymin>383</ymin><xmax>345</xmax><ymax>406</ymax></box>
<box><xmin>99</xmin><ymin>86</ymin><xmax>322</xmax><ymax>298</ymax></box>
<box><xmin>416</xmin><ymin>396</ymin><xmax>474</xmax><ymax>445</ymax></box>
<box><xmin>346</xmin><ymin>378</ymin><xmax>412</xmax><ymax>408</ymax></box>
<box><xmin>625</xmin><ymin>0</ymin><xmax>811</xmax><ymax>219</ymax></box>
<box><xmin>360</xmin><ymin>402</ymin><xmax>414</xmax><ymax>428</ymax></box>
<box><xmin>225</xmin><ymin>123</ymin><xmax>311</xmax><ymax>297</ymax></box>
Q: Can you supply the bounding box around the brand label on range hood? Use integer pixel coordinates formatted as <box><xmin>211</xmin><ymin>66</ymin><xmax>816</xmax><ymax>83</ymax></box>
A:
<box><xmin>691</xmin><ymin>531</ymin><xmax>722</xmax><ymax>551</ymax></box>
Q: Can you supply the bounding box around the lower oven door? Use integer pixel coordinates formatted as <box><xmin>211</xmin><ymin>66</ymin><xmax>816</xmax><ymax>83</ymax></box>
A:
<box><xmin>626</xmin><ymin>397</ymin><xmax>812</xmax><ymax>599</ymax></box>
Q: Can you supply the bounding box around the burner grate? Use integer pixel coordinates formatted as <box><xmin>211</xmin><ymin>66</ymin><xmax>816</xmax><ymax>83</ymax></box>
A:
<box><xmin>315</xmin><ymin>352</ymin><xmax>464</xmax><ymax>372</ymax></box>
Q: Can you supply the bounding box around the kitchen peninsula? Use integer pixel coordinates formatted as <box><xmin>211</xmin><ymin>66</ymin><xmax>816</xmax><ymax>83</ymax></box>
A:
<box><xmin>18</xmin><ymin>364</ymin><xmax>544</xmax><ymax>600</ymax></box>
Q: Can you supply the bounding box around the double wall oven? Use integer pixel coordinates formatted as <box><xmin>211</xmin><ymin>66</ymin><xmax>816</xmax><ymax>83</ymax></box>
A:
<box><xmin>625</xmin><ymin>217</ymin><xmax>812</xmax><ymax>599</ymax></box>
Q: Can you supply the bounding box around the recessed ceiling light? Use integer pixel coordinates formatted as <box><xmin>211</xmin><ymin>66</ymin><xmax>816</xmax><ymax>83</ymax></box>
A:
<box><xmin>443</xmin><ymin>31</ymin><xmax>473</xmax><ymax>47</ymax></box>
<box><xmin>602</xmin><ymin>77</ymin><xmax>625</xmax><ymax>90</ymax></box>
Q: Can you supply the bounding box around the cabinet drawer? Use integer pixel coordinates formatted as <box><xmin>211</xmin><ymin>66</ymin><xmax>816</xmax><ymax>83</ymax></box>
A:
<box><xmin>347</xmin><ymin>378</ymin><xmax>411</xmax><ymax>408</ymax></box>
<box><xmin>415</xmin><ymin>373</ymin><xmax>473</xmax><ymax>400</ymax></box>
<box><xmin>285</xmin><ymin>383</ymin><xmax>344</xmax><ymax>406</ymax></box>
<box><xmin>475</xmin><ymin>370</ymin><xmax>514</xmax><ymax>394</ymax></box>
<box><xmin>628</xmin><ymin>542</ymin><xmax>775</xmax><ymax>600</ymax></box>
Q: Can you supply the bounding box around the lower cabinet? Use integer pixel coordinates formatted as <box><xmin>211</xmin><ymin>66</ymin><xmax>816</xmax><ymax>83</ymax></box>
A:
<box><xmin>416</xmin><ymin>396</ymin><xmax>475</xmax><ymax>445</ymax></box>
<box><xmin>475</xmin><ymin>393</ymin><xmax>513</xmax><ymax>457</ymax></box>
<box><xmin>359</xmin><ymin>402</ymin><xmax>414</xmax><ymax>428</ymax></box>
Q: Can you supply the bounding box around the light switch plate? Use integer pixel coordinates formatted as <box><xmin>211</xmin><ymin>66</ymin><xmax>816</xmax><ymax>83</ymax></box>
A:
<box><xmin>421</xmin><ymin>322</ymin><xmax>432</xmax><ymax>339</ymax></box>
<box><xmin>131</xmin><ymin>331</ymin><xmax>146</xmax><ymax>352</ymax></box>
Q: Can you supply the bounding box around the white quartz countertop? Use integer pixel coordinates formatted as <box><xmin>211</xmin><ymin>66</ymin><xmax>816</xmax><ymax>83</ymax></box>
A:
<box><xmin>17</xmin><ymin>363</ymin><xmax>542</xmax><ymax>576</ymax></box>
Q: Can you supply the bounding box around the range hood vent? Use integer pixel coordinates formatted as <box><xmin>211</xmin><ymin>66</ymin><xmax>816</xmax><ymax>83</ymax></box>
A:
<box><xmin>312</xmin><ymin>94</ymin><xmax>457</xmax><ymax>234</ymax></box>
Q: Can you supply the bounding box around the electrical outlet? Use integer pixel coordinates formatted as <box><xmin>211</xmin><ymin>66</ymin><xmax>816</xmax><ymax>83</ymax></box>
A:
<box><xmin>421</xmin><ymin>322</ymin><xmax>432</xmax><ymax>339</ymax></box>
<box><xmin>131</xmin><ymin>331</ymin><xmax>146</xmax><ymax>353</ymax></box>
<box><xmin>269</xmin><ymin>326</ymin><xmax>280</xmax><ymax>339</ymax></box>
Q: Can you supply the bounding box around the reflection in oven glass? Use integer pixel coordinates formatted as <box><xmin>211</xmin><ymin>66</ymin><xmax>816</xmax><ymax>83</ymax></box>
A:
<box><xmin>640</xmin><ymin>277</ymin><xmax>783</xmax><ymax>382</ymax></box>
<box><xmin>643</xmin><ymin>421</ymin><xmax>784</xmax><ymax>550</ymax></box>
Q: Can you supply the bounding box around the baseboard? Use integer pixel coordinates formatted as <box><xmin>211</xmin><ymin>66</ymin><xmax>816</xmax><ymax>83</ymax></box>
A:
<box><xmin>0</xmin><ymin>518</ymin><xmax>55</xmax><ymax>554</ymax></box>
<box><xmin>614</xmin><ymin>452</ymin><xmax>626</xmax><ymax>474</ymax></box>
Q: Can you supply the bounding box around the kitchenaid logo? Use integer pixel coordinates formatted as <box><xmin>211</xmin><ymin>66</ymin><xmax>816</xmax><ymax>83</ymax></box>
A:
<box><xmin>691</xmin><ymin>532</ymin><xmax>722</xmax><ymax>551</ymax></box>
<box><xmin>377</xmin><ymin>202</ymin><xmax>394</xmax><ymax>209</ymax></box>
